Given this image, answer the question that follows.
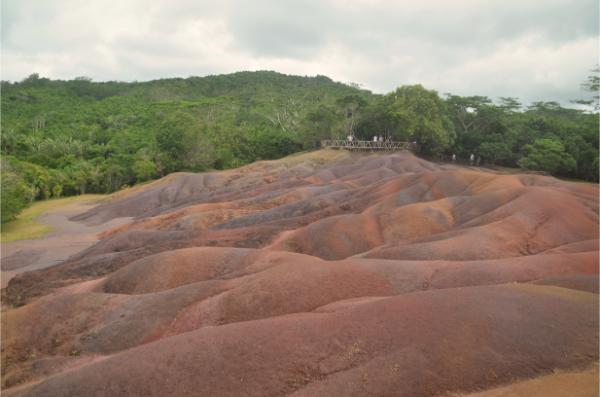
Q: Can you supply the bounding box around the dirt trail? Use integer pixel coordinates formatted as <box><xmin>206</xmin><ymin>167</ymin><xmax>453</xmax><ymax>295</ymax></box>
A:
<box><xmin>1</xmin><ymin>200</ymin><xmax>131</xmax><ymax>287</ymax></box>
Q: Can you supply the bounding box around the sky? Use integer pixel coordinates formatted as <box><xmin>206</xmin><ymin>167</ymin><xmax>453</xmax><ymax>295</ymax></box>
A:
<box><xmin>1</xmin><ymin>0</ymin><xmax>598</xmax><ymax>105</ymax></box>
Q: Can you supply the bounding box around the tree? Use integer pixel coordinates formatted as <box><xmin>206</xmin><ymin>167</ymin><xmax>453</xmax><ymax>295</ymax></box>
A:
<box><xmin>477</xmin><ymin>141</ymin><xmax>512</xmax><ymax>165</ymax></box>
<box><xmin>1</xmin><ymin>128</ymin><xmax>21</xmax><ymax>154</ymax></box>
<box><xmin>185</xmin><ymin>133</ymin><xmax>214</xmax><ymax>172</ymax></box>
<box><xmin>2</xmin><ymin>71</ymin><xmax>598</xmax><ymax>222</ymax></box>
<box><xmin>573</xmin><ymin>65</ymin><xmax>599</xmax><ymax>111</ymax></box>
<box><xmin>235</xmin><ymin>126</ymin><xmax>301</xmax><ymax>162</ymax></box>
<box><xmin>20</xmin><ymin>73</ymin><xmax>46</xmax><ymax>87</ymax></box>
<box><xmin>52</xmin><ymin>184</ymin><xmax>63</xmax><ymax>198</ymax></box>
<box><xmin>1</xmin><ymin>159</ymin><xmax>35</xmax><ymax>222</ymax></box>
<box><xmin>445</xmin><ymin>95</ymin><xmax>516</xmax><ymax>159</ymax></box>
<box><xmin>356</xmin><ymin>96</ymin><xmax>406</xmax><ymax>140</ymax></box>
<box><xmin>156</xmin><ymin>111</ymin><xmax>207</xmax><ymax>174</ymax></box>
<box><xmin>299</xmin><ymin>107</ymin><xmax>336</xmax><ymax>148</ymax></box>
<box><xmin>498</xmin><ymin>97</ymin><xmax>522</xmax><ymax>113</ymax></box>
<box><xmin>336</xmin><ymin>94</ymin><xmax>367</xmax><ymax>137</ymax></box>
<box><xmin>64</xmin><ymin>161</ymin><xmax>94</xmax><ymax>194</ymax></box>
<box><xmin>518</xmin><ymin>138</ymin><xmax>576</xmax><ymax>175</ymax></box>
<box><xmin>389</xmin><ymin>85</ymin><xmax>454</xmax><ymax>156</ymax></box>
<box><xmin>445</xmin><ymin>95</ymin><xmax>492</xmax><ymax>134</ymax></box>
<box><xmin>133</xmin><ymin>159</ymin><xmax>157</xmax><ymax>181</ymax></box>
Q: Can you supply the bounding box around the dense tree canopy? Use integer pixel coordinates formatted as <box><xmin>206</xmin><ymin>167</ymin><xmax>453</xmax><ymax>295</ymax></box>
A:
<box><xmin>1</xmin><ymin>70</ymin><xmax>598</xmax><ymax>222</ymax></box>
<box><xmin>356</xmin><ymin>85</ymin><xmax>455</xmax><ymax>155</ymax></box>
<box><xmin>518</xmin><ymin>138</ymin><xmax>577</xmax><ymax>175</ymax></box>
<box><xmin>387</xmin><ymin>85</ymin><xmax>454</xmax><ymax>156</ymax></box>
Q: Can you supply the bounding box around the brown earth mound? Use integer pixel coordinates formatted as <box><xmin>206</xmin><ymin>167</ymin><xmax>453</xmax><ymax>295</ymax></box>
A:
<box><xmin>2</xmin><ymin>150</ymin><xmax>598</xmax><ymax>396</ymax></box>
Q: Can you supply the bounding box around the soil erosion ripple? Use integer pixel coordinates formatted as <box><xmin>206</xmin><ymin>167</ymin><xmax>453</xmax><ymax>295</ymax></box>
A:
<box><xmin>2</xmin><ymin>150</ymin><xmax>598</xmax><ymax>397</ymax></box>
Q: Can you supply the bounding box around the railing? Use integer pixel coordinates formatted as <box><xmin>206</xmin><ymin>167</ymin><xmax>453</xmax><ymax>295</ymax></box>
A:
<box><xmin>321</xmin><ymin>139</ymin><xmax>417</xmax><ymax>151</ymax></box>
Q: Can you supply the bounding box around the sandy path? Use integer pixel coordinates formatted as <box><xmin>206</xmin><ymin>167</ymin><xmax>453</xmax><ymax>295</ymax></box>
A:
<box><xmin>0</xmin><ymin>200</ymin><xmax>131</xmax><ymax>288</ymax></box>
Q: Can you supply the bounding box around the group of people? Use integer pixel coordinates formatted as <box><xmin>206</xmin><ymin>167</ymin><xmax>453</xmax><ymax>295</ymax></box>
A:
<box><xmin>343</xmin><ymin>136</ymin><xmax>479</xmax><ymax>165</ymax></box>
<box><xmin>346</xmin><ymin>135</ymin><xmax>392</xmax><ymax>142</ymax></box>
<box><xmin>372</xmin><ymin>135</ymin><xmax>391</xmax><ymax>142</ymax></box>
<box><xmin>452</xmin><ymin>153</ymin><xmax>481</xmax><ymax>166</ymax></box>
<box><xmin>345</xmin><ymin>135</ymin><xmax>391</xmax><ymax>143</ymax></box>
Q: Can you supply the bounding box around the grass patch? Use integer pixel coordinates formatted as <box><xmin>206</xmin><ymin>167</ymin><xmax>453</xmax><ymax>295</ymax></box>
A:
<box><xmin>1</xmin><ymin>194</ymin><xmax>107</xmax><ymax>243</ymax></box>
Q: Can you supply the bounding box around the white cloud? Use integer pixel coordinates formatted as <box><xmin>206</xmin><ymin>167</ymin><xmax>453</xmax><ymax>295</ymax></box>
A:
<box><xmin>1</xmin><ymin>0</ymin><xmax>598</xmax><ymax>104</ymax></box>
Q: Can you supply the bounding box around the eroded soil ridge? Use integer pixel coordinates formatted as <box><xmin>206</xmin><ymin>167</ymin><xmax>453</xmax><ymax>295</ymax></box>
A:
<box><xmin>2</xmin><ymin>150</ymin><xmax>598</xmax><ymax>396</ymax></box>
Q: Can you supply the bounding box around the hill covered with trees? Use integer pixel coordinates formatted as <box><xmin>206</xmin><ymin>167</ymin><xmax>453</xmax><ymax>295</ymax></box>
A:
<box><xmin>1</xmin><ymin>70</ymin><xmax>598</xmax><ymax>221</ymax></box>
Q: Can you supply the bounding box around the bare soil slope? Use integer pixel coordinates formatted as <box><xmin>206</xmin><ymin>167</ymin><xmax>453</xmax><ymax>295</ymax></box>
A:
<box><xmin>0</xmin><ymin>198</ymin><xmax>131</xmax><ymax>288</ymax></box>
<box><xmin>2</xmin><ymin>150</ymin><xmax>598</xmax><ymax>396</ymax></box>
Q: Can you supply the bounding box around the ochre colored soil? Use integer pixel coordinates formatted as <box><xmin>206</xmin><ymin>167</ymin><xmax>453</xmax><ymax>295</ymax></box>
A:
<box><xmin>456</xmin><ymin>363</ymin><xmax>598</xmax><ymax>397</ymax></box>
<box><xmin>1</xmin><ymin>150</ymin><xmax>598</xmax><ymax>396</ymax></box>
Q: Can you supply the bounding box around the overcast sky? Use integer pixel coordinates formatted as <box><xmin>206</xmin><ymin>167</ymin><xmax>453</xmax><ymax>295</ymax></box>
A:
<box><xmin>2</xmin><ymin>0</ymin><xmax>598</xmax><ymax>104</ymax></box>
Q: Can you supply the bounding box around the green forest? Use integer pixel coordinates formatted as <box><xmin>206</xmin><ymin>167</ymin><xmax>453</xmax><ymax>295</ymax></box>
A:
<box><xmin>1</xmin><ymin>70</ymin><xmax>598</xmax><ymax>222</ymax></box>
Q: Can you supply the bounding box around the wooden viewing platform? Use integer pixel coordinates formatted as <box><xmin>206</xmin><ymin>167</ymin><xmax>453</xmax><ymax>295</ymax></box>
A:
<box><xmin>321</xmin><ymin>139</ymin><xmax>417</xmax><ymax>151</ymax></box>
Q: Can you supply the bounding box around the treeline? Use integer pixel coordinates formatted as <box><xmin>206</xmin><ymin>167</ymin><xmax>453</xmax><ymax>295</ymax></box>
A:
<box><xmin>1</xmin><ymin>70</ymin><xmax>598</xmax><ymax>222</ymax></box>
<box><xmin>355</xmin><ymin>85</ymin><xmax>598</xmax><ymax>179</ymax></box>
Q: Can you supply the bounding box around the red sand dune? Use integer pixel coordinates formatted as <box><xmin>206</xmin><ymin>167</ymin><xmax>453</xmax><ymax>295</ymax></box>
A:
<box><xmin>1</xmin><ymin>150</ymin><xmax>598</xmax><ymax>396</ymax></box>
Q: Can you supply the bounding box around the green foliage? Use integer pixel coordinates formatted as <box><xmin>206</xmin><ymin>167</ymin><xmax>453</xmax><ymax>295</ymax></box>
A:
<box><xmin>51</xmin><ymin>184</ymin><xmax>63</xmax><ymax>198</ymax></box>
<box><xmin>385</xmin><ymin>85</ymin><xmax>454</xmax><ymax>155</ymax></box>
<box><xmin>445</xmin><ymin>87</ymin><xmax>598</xmax><ymax>180</ymax></box>
<box><xmin>133</xmin><ymin>159</ymin><xmax>157</xmax><ymax>181</ymax></box>
<box><xmin>477</xmin><ymin>141</ymin><xmax>512</xmax><ymax>165</ymax></box>
<box><xmin>237</xmin><ymin>127</ymin><xmax>302</xmax><ymax>162</ymax></box>
<box><xmin>518</xmin><ymin>138</ymin><xmax>577</xmax><ymax>175</ymax></box>
<box><xmin>336</xmin><ymin>94</ymin><xmax>368</xmax><ymax>137</ymax></box>
<box><xmin>299</xmin><ymin>107</ymin><xmax>338</xmax><ymax>148</ymax></box>
<box><xmin>1</xmin><ymin>70</ymin><xmax>598</xmax><ymax>222</ymax></box>
<box><xmin>1</xmin><ymin>158</ymin><xmax>35</xmax><ymax>222</ymax></box>
<box><xmin>156</xmin><ymin>111</ymin><xmax>200</xmax><ymax>173</ymax></box>
<box><xmin>0</xmin><ymin>71</ymin><xmax>368</xmax><ymax>221</ymax></box>
<box><xmin>573</xmin><ymin>66</ymin><xmax>599</xmax><ymax>111</ymax></box>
